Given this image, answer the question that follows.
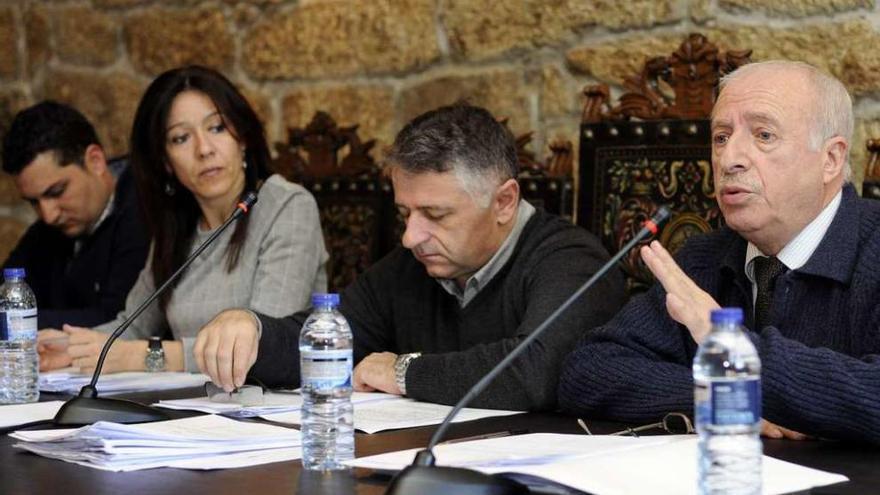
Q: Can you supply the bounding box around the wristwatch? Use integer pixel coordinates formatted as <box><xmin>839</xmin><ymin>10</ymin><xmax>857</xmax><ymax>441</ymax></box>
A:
<box><xmin>393</xmin><ymin>352</ymin><xmax>421</xmax><ymax>396</ymax></box>
<box><xmin>145</xmin><ymin>336</ymin><xmax>165</xmax><ymax>372</ymax></box>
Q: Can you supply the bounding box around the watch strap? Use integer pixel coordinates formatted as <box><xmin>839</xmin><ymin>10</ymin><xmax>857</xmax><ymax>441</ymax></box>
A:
<box><xmin>394</xmin><ymin>352</ymin><xmax>421</xmax><ymax>396</ymax></box>
<box><xmin>145</xmin><ymin>336</ymin><xmax>165</xmax><ymax>372</ymax></box>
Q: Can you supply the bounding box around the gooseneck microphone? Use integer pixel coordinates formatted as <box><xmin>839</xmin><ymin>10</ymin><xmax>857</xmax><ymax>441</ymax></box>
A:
<box><xmin>385</xmin><ymin>207</ymin><xmax>672</xmax><ymax>495</ymax></box>
<box><xmin>52</xmin><ymin>192</ymin><xmax>258</xmax><ymax>426</ymax></box>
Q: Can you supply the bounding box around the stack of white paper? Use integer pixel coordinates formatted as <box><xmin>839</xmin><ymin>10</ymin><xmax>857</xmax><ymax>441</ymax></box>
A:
<box><xmin>262</xmin><ymin>397</ymin><xmax>523</xmax><ymax>434</ymax></box>
<box><xmin>347</xmin><ymin>433</ymin><xmax>848</xmax><ymax>495</ymax></box>
<box><xmin>157</xmin><ymin>392</ymin><xmax>523</xmax><ymax>433</ymax></box>
<box><xmin>40</xmin><ymin>369</ymin><xmax>208</xmax><ymax>395</ymax></box>
<box><xmin>0</xmin><ymin>401</ymin><xmax>65</xmax><ymax>429</ymax></box>
<box><xmin>156</xmin><ymin>390</ymin><xmax>394</xmax><ymax>418</ymax></box>
<box><xmin>11</xmin><ymin>415</ymin><xmax>302</xmax><ymax>471</ymax></box>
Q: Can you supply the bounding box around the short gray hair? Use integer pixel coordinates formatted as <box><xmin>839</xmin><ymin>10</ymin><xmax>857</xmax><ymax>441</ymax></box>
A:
<box><xmin>718</xmin><ymin>60</ymin><xmax>854</xmax><ymax>181</ymax></box>
<box><xmin>385</xmin><ymin>104</ymin><xmax>518</xmax><ymax>207</ymax></box>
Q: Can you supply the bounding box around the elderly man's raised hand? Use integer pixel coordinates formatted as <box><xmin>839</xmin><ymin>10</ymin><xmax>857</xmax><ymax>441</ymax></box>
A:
<box><xmin>640</xmin><ymin>240</ymin><xmax>721</xmax><ymax>345</ymax></box>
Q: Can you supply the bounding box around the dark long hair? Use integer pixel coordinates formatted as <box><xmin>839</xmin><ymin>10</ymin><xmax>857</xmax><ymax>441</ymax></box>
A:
<box><xmin>129</xmin><ymin>65</ymin><xmax>270</xmax><ymax>310</ymax></box>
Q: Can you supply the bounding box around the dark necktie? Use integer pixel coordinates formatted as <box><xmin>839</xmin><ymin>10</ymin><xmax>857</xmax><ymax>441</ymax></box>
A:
<box><xmin>753</xmin><ymin>256</ymin><xmax>786</xmax><ymax>329</ymax></box>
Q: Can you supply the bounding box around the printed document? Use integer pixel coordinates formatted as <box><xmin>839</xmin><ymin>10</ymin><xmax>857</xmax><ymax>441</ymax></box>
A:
<box><xmin>347</xmin><ymin>433</ymin><xmax>848</xmax><ymax>495</ymax></box>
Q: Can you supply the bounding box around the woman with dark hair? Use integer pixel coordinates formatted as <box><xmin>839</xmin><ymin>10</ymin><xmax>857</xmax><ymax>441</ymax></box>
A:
<box><xmin>38</xmin><ymin>65</ymin><xmax>328</xmax><ymax>374</ymax></box>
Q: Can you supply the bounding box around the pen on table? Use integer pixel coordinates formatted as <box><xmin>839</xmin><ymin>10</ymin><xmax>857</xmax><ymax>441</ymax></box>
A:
<box><xmin>440</xmin><ymin>429</ymin><xmax>528</xmax><ymax>445</ymax></box>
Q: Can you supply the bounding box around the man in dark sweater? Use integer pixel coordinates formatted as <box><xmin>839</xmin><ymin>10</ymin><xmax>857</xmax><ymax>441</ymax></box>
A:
<box><xmin>559</xmin><ymin>61</ymin><xmax>880</xmax><ymax>443</ymax></box>
<box><xmin>2</xmin><ymin>101</ymin><xmax>149</xmax><ymax>330</ymax></box>
<box><xmin>195</xmin><ymin>104</ymin><xmax>625</xmax><ymax>411</ymax></box>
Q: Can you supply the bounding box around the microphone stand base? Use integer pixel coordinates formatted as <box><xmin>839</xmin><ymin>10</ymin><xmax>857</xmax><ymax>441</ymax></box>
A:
<box><xmin>53</xmin><ymin>396</ymin><xmax>170</xmax><ymax>426</ymax></box>
<box><xmin>385</xmin><ymin>465</ymin><xmax>528</xmax><ymax>495</ymax></box>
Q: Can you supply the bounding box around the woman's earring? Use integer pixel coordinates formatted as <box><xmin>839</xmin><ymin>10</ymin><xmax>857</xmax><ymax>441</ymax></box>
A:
<box><xmin>164</xmin><ymin>181</ymin><xmax>176</xmax><ymax>196</ymax></box>
<box><xmin>242</xmin><ymin>160</ymin><xmax>248</xmax><ymax>170</ymax></box>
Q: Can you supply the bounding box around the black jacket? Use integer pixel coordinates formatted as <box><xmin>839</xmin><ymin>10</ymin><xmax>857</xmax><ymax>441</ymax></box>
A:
<box><xmin>4</xmin><ymin>164</ymin><xmax>150</xmax><ymax>329</ymax></box>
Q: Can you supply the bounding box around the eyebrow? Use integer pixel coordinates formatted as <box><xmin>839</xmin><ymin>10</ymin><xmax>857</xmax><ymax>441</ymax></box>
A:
<box><xmin>711</xmin><ymin>111</ymin><xmax>782</xmax><ymax>131</ymax></box>
<box><xmin>395</xmin><ymin>204</ymin><xmax>452</xmax><ymax>214</ymax></box>
<box><xmin>166</xmin><ymin>110</ymin><xmax>222</xmax><ymax>133</ymax></box>
<box><xmin>22</xmin><ymin>179</ymin><xmax>67</xmax><ymax>203</ymax></box>
<box><xmin>742</xmin><ymin>111</ymin><xmax>781</xmax><ymax>127</ymax></box>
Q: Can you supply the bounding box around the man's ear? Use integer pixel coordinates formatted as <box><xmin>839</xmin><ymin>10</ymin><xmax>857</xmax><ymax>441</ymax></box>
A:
<box><xmin>493</xmin><ymin>178</ymin><xmax>520</xmax><ymax>225</ymax></box>
<box><xmin>822</xmin><ymin>136</ymin><xmax>848</xmax><ymax>184</ymax></box>
<box><xmin>82</xmin><ymin>144</ymin><xmax>108</xmax><ymax>177</ymax></box>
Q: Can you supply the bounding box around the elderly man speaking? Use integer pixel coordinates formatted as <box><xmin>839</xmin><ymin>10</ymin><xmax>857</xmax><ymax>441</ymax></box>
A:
<box><xmin>559</xmin><ymin>60</ymin><xmax>880</xmax><ymax>444</ymax></box>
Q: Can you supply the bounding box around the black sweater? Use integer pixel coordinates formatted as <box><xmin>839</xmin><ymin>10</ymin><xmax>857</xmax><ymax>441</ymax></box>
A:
<box><xmin>559</xmin><ymin>185</ymin><xmax>880</xmax><ymax>444</ymax></box>
<box><xmin>251</xmin><ymin>209</ymin><xmax>626</xmax><ymax>411</ymax></box>
<box><xmin>3</xmin><ymin>166</ymin><xmax>149</xmax><ymax>329</ymax></box>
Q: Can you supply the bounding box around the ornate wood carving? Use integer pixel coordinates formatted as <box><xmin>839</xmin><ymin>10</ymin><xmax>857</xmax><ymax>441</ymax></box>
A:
<box><xmin>503</xmin><ymin>120</ymin><xmax>575</xmax><ymax>220</ymax></box>
<box><xmin>514</xmin><ymin>130</ymin><xmax>574</xmax><ymax>179</ymax></box>
<box><xmin>863</xmin><ymin>139</ymin><xmax>880</xmax><ymax>200</ymax></box>
<box><xmin>582</xmin><ymin>33</ymin><xmax>752</xmax><ymax>123</ymax></box>
<box><xmin>272</xmin><ymin>111</ymin><xmax>380</xmax><ymax>183</ymax></box>
<box><xmin>579</xmin><ymin>33</ymin><xmax>750</xmax><ymax>294</ymax></box>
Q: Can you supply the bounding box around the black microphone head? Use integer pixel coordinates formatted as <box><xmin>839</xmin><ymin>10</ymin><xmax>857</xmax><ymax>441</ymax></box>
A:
<box><xmin>238</xmin><ymin>192</ymin><xmax>258</xmax><ymax>214</ymax></box>
<box><xmin>651</xmin><ymin>206</ymin><xmax>672</xmax><ymax>227</ymax></box>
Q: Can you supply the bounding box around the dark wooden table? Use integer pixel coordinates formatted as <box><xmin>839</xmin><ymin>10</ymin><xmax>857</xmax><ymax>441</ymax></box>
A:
<box><xmin>1</xmin><ymin>389</ymin><xmax>876</xmax><ymax>494</ymax></box>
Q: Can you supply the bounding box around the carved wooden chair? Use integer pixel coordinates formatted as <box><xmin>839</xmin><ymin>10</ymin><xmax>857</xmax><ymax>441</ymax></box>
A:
<box><xmin>271</xmin><ymin>111</ymin><xmax>398</xmax><ymax>292</ymax></box>
<box><xmin>505</xmin><ymin>120</ymin><xmax>575</xmax><ymax>221</ymax></box>
<box><xmin>863</xmin><ymin>140</ymin><xmax>880</xmax><ymax>200</ymax></box>
<box><xmin>578</xmin><ymin>33</ymin><xmax>751</xmax><ymax>294</ymax></box>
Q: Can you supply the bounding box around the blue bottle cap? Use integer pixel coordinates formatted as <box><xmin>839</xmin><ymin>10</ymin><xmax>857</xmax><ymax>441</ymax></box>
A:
<box><xmin>311</xmin><ymin>293</ymin><xmax>340</xmax><ymax>307</ymax></box>
<box><xmin>711</xmin><ymin>307</ymin><xmax>744</xmax><ymax>324</ymax></box>
<box><xmin>3</xmin><ymin>268</ymin><xmax>25</xmax><ymax>279</ymax></box>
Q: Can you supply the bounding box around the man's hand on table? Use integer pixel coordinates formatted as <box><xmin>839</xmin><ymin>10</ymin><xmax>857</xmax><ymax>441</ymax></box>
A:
<box><xmin>353</xmin><ymin>352</ymin><xmax>401</xmax><ymax>395</ymax></box>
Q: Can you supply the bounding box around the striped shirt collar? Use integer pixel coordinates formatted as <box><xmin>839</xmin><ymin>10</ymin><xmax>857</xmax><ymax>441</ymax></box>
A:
<box><xmin>745</xmin><ymin>189</ymin><xmax>842</xmax><ymax>283</ymax></box>
<box><xmin>438</xmin><ymin>200</ymin><xmax>536</xmax><ymax>308</ymax></box>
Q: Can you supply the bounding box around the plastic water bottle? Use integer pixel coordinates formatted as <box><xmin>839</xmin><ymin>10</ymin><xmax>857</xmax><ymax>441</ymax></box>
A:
<box><xmin>693</xmin><ymin>307</ymin><xmax>762</xmax><ymax>494</ymax></box>
<box><xmin>299</xmin><ymin>293</ymin><xmax>354</xmax><ymax>470</ymax></box>
<box><xmin>0</xmin><ymin>268</ymin><xmax>39</xmax><ymax>404</ymax></box>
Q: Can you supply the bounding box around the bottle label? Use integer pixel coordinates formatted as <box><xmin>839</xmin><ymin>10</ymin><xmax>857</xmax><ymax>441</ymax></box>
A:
<box><xmin>0</xmin><ymin>308</ymin><xmax>37</xmax><ymax>341</ymax></box>
<box><xmin>696</xmin><ymin>377</ymin><xmax>761</xmax><ymax>426</ymax></box>
<box><xmin>301</xmin><ymin>349</ymin><xmax>352</xmax><ymax>390</ymax></box>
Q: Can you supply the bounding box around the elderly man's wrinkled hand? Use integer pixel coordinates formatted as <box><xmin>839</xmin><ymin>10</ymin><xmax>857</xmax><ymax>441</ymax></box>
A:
<box><xmin>761</xmin><ymin>419</ymin><xmax>810</xmax><ymax>440</ymax></box>
<box><xmin>641</xmin><ymin>241</ymin><xmax>721</xmax><ymax>344</ymax></box>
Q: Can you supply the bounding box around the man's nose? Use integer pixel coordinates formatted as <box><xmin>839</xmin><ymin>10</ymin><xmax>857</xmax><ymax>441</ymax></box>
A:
<box><xmin>715</xmin><ymin>131</ymin><xmax>751</xmax><ymax>175</ymax></box>
<box><xmin>37</xmin><ymin>199</ymin><xmax>62</xmax><ymax>226</ymax></box>
<box><xmin>401</xmin><ymin>214</ymin><xmax>430</xmax><ymax>250</ymax></box>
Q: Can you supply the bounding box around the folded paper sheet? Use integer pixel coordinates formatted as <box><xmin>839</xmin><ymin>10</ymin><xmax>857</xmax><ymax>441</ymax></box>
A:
<box><xmin>347</xmin><ymin>433</ymin><xmax>848</xmax><ymax>495</ymax></box>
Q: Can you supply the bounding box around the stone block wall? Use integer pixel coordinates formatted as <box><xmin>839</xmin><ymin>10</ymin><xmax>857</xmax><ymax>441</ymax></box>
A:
<box><xmin>1</xmin><ymin>0</ymin><xmax>880</xmax><ymax>260</ymax></box>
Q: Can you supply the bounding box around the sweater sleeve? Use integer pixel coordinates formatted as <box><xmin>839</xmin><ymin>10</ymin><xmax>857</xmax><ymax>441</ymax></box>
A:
<box><xmin>248</xmin><ymin>311</ymin><xmax>310</xmax><ymax>388</ymax></box>
<box><xmin>753</xmin><ymin>324</ymin><xmax>880</xmax><ymax>444</ymax></box>
<box><xmin>403</xmin><ymin>241</ymin><xmax>626</xmax><ymax>411</ymax></box>
<box><xmin>557</xmin><ymin>283</ymin><xmax>696</xmax><ymax>422</ymax></box>
<box><xmin>248</xmin><ymin>190</ymin><xmax>327</xmax><ymax>317</ymax></box>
